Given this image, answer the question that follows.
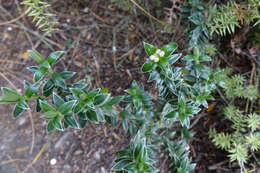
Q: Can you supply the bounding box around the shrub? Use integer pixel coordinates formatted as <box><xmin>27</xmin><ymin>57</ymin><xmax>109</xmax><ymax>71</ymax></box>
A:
<box><xmin>0</xmin><ymin>42</ymin><xmax>223</xmax><ymax>172</ymax></box>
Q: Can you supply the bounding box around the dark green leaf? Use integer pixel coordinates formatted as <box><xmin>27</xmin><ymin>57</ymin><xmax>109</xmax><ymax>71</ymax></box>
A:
<box><xmin>86</xmin><ymin>89</ymin><xmax>100</xmax><ymax>99</ymax></box>
<box><xmin>41</xmin><ymin>60</ymin><xmax>51</xmax><ymax>69</ymax></box>
<box><xmin>52</xmin><ymin>93</ymin><xmax>65</xmax><ymax>108</ymax></box>
<box><xmin>141</xmin><ymin>60</ymin><xmax>155</xmax><ymax>72</ymax></box>
<box><xmin>143</xmin><ymin>42</ymin><xmax>157</xmax><ymax>56</ymax></box>
<box><xmin>40</xmin><ymin>100</ymin><xmax>56</xmax><ymax>112</ymax></box>
<box><xmin>52</xmin><ymin>73</ymin><xmax>66</xmax><ymax>88</ymax></box>
<box><xmin>73</xmin><ymin>100</ymin><xmax>87</xmax><ymax>114</ymax></box>
<box><xmin>43</xmin><ymin>79</ymin><xmax>55</xmax><ymax>97</ymax></box>
<box><xmin>78</xmin><ymin>118</ymin><xmax>87</xmax><ymax>128</ymax></box>
<box><xmin>34</xmin><ymin>67</ymin><xmax>48</xmax><ymax>82</ymax></box>
<box><xmin>86</xmin><ymin>109</ymin><xmax>98</xmax><ymax>122</ymax></box>
<box><xmin>64</xmin><ymin>115</ymin><xmax>78</xmax><ymax>128</ymax></box>
<box><xmin>28</xmin><ymin>49</ymin><xmax>45</xmax><ymax>64</ymax></box>
<box><xmin>24</xmin><ymin>81</ymin><xmax>40</xmax><ymax>98</ymax></box>
<box><xmin>199</xmin><ymin>55</ymin><xmax>212</xmax><ymax>62</ymax></box>
<box><xmin>94</xmin><ymin>94</ymin><xmax>110</xmax><ymax>106</ymax></box>
<box><xmin>47</xmin><ymin>51</ymin><xmax>64</xmax><ymax>65</ymax></box>
<box><xmin>113</xmin><ymin>159</ymin><xmax>133</xmax><ymax>171</ymax></box>
<box><xmin>36</xmin><ymin>99</ymin><xmax>42</xmax><ymax>112</ymax></box>
<box><xmin>70</xmin><ymin>88</ymin><xmax>85</xmax><ymax>99</ymax></box>
<box><xmin>179</xmin><ymin>113</ymin><xmax>186</xmax><ymax>123</ymax></box>
<box><xmin>165</xmin><ymin>111</ymin><xmax>178</xmax><ymax>118</ymax></box>
<box><xmin>60</xmin><ymin>71</ymin><xmax>76</xmax><ymax>79</ymax></box>
<box><xmin>161</xmin><ymin>43</ymin><xmax>178</xmax><ymax>57</ymax></box>
<box><xmin>47</xmin><ymin>120</ymin><xmax>55</xmax><ymax>132</ymax></box>
<box><xmin>58</xmin><ymin>100</ymin><xmax>76</xmax><ymax>114</ymax></box>
<box><xmin>40</xmin><ymin>111</ymin><xmax>58</xmax><ymax>120</ymax></box>
<box><xmin>13</xmin><ymin>104</ymin><xmax>25</xmax><ymax>118</ymax></box>
<box><xmin>106</xmin><ymin>96</ymin><xmax>123</xmax><ymax>106</ymax></box>
<box><xmin>18</xmin><ymin>99</ymin><xmax>29</xmax><ymax>109</ymax></box>
<box><xmin>0</xmin><ymin>87</ymin><xmax>21</xmax><ymax>103</ymax></box>
<box><xmin>54</xmin><ymin>116</ymin><xmax>63</xmax><ymax>131</ymax></box>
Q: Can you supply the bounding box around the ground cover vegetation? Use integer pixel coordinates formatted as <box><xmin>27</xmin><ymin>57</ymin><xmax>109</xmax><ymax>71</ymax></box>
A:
<box><xmin>0</xmin><ymin>0</ymin><xmax>259</xmax><ymax>172</ymax></box>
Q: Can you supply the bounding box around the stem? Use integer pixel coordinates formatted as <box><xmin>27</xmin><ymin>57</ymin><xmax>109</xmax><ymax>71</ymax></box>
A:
<box><xmin>129</xmin><ymin>0</ymin><xmax>169</xmax><ymax>26</ymax></box>
<box><xmin>22</xmin><ymin>130</ymin><xmax>56</xmax><ymax>173</ymax></box>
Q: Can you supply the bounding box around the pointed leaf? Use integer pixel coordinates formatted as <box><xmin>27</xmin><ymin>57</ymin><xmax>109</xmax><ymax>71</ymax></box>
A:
<box><xmin>168</xmin><ymin>53</ymin><xmax>182</xmax><ymax>65</ymax></box>
<box><xmin>52</xmin><ymin>93</ymin><xmax>65</xmax><ymax>108</ymax></box>
<box><xmin>52</xmin><ymin>73</ymin><xmax>66</xmax><ymax>88</ymax></box>
<box><xmin>94</xmin><ymin>94</ymin><xmax>110</xmax><ymax>106</ymax></box>
<box><xmin>60</xmin><ymin>71</ymin><xmax>76</xmax><ymax>79</ymax></box>
<box><xmin>78</xmin><ymin>118</ymin><xmax>87</xmax><ymax>128</ymax></box>
<box><xmin>86</xmin><ymin>109</ymin><xmax>98</xmax><ymax>122</ymax></box>
<box><xmin>141</xmin><ymin>60</ymin><xmax>155</xmax><ymax>73</ymax></box>
<box><xmin>13</xmin><ymin>104</ymin><xmax>25</xmax><ymax>118</ymax></box>
<box><xmin>161</xmin><ymin>43</ymin><xmax>178</xmax><ymax>57</ymax></box>
<box><xmin>64</xmin><ymin>115</ymin><xmax>78</xmax><ymax>128</ymax></box>
<box><xmin>47</xmin><ymin>51</ymin><xmax>64</xmax><ymax>65</ymax></box>
<box><xmin>54</xmin><ymin>116</ymin><xmax>63</xmax><ymax>131</ymax></box>
<box><xmin>24</xmin><ymin>81</ymin><xmax>40</xmax><ymax>98</ymax></box>
<box><xmin>143</xmin><ymin>42</ymin><xmax>157</xmax><ymax>56</ymax></box>
<box><xmin>40</xmin><ymin>111</ymin><xmax>58</xmax><ymax>120</ymax></box>
<box><xmin>165</xmin><ymin>111</ymin><xmax>178</xmax><ymax>119</ymax></box>
<box><xmin>28</xmin><ymin>49</ymin><xmax>45</xmax><ymax>64</ymax></box>
<box><xmin>43</xmin><ymin>79</ymin><xmax>55</xmax><ymax>97</ymax></box>
<box><xmin>70</xmin><ymin>88</ymin><xmax>85</xmax><ymax>99</ymax></box>
<box><xmin>0</xmin><ymin>87</ymin><xmax>21</xmax><ymax>103</ymax></box>
<box><xmin>40</xmin><ymin>100</ymin><xmax>56</xmax><ymax>112</ymax></box>
<box><xmin>58</xmin><ymin>100</ymin><xmax>76</xmax><ymax>115</ymax></box>
<box><xmin>47</xmin><ymin>120</ymin><xmax>55</xmax><ymax>132</ymax></box>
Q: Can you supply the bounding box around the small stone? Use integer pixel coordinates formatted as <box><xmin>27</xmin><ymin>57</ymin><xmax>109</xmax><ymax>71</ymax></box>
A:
<box><xmin>159</xmin><ymin>51</ymin><xmax>165</xmax><ymax>57</ymax></box>
<box><xmin>74</xmin><ymin>150</ymin><xmax>83</xmax><ymax>155</ymax></box>
<box><xmin>100</xmin><ymin>167</ymin><xmax>106</xmax><ymax>173</ymax></box>
<box><xmin>63</xmin><ymin>164</ymin><xmax>71</xmax><ymax>170</ymax></box>
<box><xmin>94</xmin><ymin>150</ymin><xmax>100</xmax><ymax>160</ymax></box>
<box><xmin>18</xmin><ymin>117</ymin><xmax>27</xmax><ymax>126</ymax></box>
<box><xmin>50</xmin><ymin>158</ymin><xmax>57</xmax><ymax>165</ymax></box>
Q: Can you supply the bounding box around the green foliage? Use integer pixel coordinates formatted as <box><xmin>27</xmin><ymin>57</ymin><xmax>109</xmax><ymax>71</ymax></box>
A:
<box><xmin>209</xmin><ymin>70</ymin><xmax>260</xmax><ymax>171</ymax></box>
<box><xmin>0</xmin><ymin>41</ymin><xmax>222</xmax><ymax>172</ymax></box>
<box><xmin>210</xmin><ymin>0</ymin><xmax>260</xmax><ymax>36</ymax></box>
<box><xmin>21</xmin><ymin>0</ymin><xmax>57</xmax><ymax>34</ymax></box>
<box><xmin>113</xmin><ymin>131</ymin><xmax>157</xmax><ymax>173</ymax></box>
<box><xmin>221</xmin><ymin>73</ymin><xmax>259</xmax><ymax>101</ymax></box>
<box><xmin>204</xmin><ymin>44</ymin><xmax>217</xmax><ymax>56</ymax></box>
<box><xmin>180</xmin><ymin>0</ymin><xmax>211</xmax><ymax>48</ymax></box>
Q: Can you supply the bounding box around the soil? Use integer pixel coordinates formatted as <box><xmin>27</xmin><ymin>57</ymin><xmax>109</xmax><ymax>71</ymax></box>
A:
<box><xmin>0</xmin><ymin>0</ymin><xmax>259</xmax><ymax>173</ymax></box>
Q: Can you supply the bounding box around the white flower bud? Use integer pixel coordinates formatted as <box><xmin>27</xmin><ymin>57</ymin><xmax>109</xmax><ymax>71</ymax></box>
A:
<box><xmin>159</xmin><ymin>50</ymin><xmax>165</xmax><ymax>57</ymax></box>
<box><xmin>153</xmin><ymin>57</ymin><xmax>159</xmax><ymax>62</ymax></box>
<box><xmin>149</xmin><ymin>55</ymin><xmax>156</xmax><ymax>60</ymax></box>
<box><xmin>156</xmin><ymin>49</ymin><xmax>161</xmax><ymax>54</ymax></box>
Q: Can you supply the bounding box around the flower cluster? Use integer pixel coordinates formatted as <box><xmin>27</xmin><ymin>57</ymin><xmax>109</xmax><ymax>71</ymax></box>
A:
<box><xmin>149</xmin><ymin>49</ymin><xmax>165</xmax><ymax>62</ymax></box>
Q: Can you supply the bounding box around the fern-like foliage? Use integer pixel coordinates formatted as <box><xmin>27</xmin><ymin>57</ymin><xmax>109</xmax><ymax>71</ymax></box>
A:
<box><xmin>210</xmin><ymin>0</ymin><xmax>260</xmax><ymax>36</ymax></box>
<box><xmin>22</xmin><ymin>0</ymin><xmax>58</xmax><ymax>33</ymax></box>
<box><xmin>209</xmin><ymin>67</ymin><xmax>260</xmax><ymax>171</ymax></box>
<box><xmin>228</xmin><ymin>143</ymin><xmax>248</xmax><ymax>167</ymax></box>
